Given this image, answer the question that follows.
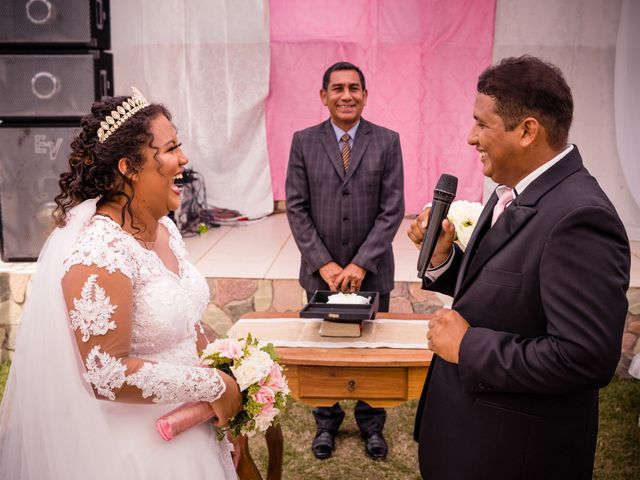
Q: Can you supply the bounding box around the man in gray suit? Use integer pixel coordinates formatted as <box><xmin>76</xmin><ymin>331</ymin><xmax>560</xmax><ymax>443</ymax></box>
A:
<box><xmin>409</xmin><ymin>56</ymin><xmax>630</xmax><ymax>479</ymax></box>
<box><xmin>285</xmin><ymin>62</ymin><xmax>404</xmax><ymax>460</ymax></box>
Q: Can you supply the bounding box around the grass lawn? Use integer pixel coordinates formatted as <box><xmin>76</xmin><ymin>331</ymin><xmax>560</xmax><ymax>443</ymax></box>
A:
<box><xmin>0</xmin><ymin>361</ymin><xmax>9</xmax><ymax>397</ymax></box>
<box><xmin>246</xmin><ymin>378</ymin><xmax>640</xmax><ymax>480</ymax></box>
<box><xmin>1</xmin><ymin>361</ymin><xmax>638</xmax><ymax>479</ymax></box>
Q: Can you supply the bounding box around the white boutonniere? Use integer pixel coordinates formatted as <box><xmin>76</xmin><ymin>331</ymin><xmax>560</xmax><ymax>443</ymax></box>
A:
<box><xmin>447</xmin><ymin>200</ymin><xmax>483</xmax><ymax>250</ymax></box>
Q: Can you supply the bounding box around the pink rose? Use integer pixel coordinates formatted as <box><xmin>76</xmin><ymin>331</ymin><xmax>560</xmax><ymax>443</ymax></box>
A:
<box><xmin>203</xmin><ymin>338</ymin><xmax>243</xmax><ymax>359</ymax></box>
<box><xmin>260</xmin><ymin>363</ymin><xmax>290</xmax><ymax>396</ymax></box>
<box><xmin>261</xmin><ymin>363</ymin><xmax>285</xmax><ymax>390</ymax></box>
<box><xmin>252</xmin><ymin>386</ymin><xmax>275</xmax><ymax>409</ymax></box>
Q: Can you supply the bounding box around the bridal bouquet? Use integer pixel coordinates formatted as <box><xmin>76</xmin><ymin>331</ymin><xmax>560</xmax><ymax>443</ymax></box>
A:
<box><xmin>156</xmin><ymin>334</ymin><xmax>290</xmax><ymax>441</ymax></box>
<box><xmin>447</xmin><ymin>200</ymin><xmax>483</xmax><ymax>250</ymax></box>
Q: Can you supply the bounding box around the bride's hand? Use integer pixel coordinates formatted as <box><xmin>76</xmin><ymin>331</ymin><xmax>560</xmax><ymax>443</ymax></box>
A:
<box><xmin>210</xmin><ymin>370</ymin><xmax>242</xmax><ymax>428</ymax></box>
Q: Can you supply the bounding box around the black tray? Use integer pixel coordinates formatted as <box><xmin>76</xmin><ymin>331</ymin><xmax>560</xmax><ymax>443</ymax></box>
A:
<box><xmin>299</xmin><ymin>290</ymin><xmax>379</xmax><ymax>323</ymax></box>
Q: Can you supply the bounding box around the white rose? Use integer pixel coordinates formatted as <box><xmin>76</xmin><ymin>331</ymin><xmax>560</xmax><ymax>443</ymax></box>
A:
<box><xmin>455</xmin><ymin>224</ymin><xmax>475</xmax><ymax>250</ymax></box>
<box><xmin>231</xmin><ymin>348</ymin><xmax>273</xmax><ymax>391</ymax></box>
<box><xmin>254</xmin><ymin>407</ymin><xmax>279</xmax><ymax>432</ymax></box>
<box><xmin>447</xmin><ymin>200</ymin><xmax>483</xmax><ymax>249</ymax></box>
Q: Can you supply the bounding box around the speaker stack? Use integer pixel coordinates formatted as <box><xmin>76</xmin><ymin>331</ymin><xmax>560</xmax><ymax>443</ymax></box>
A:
<box><xmin>0</xmin><ymin>0</ymin><xmax>113</xmax><ymax>261</ymax></box>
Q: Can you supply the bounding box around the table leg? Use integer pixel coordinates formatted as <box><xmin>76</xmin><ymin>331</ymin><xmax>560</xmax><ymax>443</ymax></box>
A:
<box><xmin>234</xmin><ymin>434</ymin><xmax>262</xmax><ymax>480</ymax></box>
<box><xmin>265</xmin><ymin>424</ymin><xmax>283</xmax><ymax>480</ymax></box>
<box><xmin>233</xmin><ymin>424</ymin><xmax>283</xmax><ymax>480</ymax></box>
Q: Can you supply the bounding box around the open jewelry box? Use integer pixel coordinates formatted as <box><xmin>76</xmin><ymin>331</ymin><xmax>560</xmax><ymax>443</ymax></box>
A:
<box><xmin>299</xmin><ymin>290</ymin><xmax>380</xmax><ymax>323</ymax></box>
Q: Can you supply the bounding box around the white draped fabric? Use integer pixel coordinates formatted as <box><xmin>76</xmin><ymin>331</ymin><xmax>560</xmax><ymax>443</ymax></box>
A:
<box><xmin>107</xmin><ymin>0</ymin><xmax>639</xmax><ymax>235</ymax></box>
<box><xmin>110</xmin><ymin>0</ymin><xmax>273</xmax><ymax>219</ymax></box>
<box><xmin>490</xmin><ymin>0</ymin><xmax>640</xmax><ymax>239</ymax></box>
<box><xmin>615</xmin><ymin>0</ymin><xmax>640</xmax><ymax>210</ymax></box>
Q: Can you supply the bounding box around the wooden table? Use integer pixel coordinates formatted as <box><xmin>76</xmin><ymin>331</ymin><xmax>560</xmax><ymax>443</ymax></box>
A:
<box><xmin>235</xmin><ymin>311</ymin><xmax>432</xmax><ymax>480</ymax></box>
<box><xmin>241</xmin><ymin>311</ymin><xmax>433</xmax><ymax>407</ymax></box>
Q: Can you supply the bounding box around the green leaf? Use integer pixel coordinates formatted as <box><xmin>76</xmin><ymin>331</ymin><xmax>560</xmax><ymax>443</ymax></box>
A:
<box><xmin>262</xmin><ymin>342</ymin><xmax>279</xmax><ymax>361</ymax></box>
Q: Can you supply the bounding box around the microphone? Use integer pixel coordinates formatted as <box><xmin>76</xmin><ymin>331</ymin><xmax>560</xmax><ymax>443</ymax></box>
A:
<box><xmin>417</xmin><ymin>173</ymin><xmax>458</xmax><ymax>278</ymax></box>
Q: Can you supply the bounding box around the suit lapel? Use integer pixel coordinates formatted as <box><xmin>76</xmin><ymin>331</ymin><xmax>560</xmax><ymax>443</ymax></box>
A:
<box><xmin>454</xmin><ymin>198</ymin><xmax>495</xmax><ymax>295</ymax></box>
<box><xmin>456</xmin><ymin>205</ymin><xmax>536</xmax><ymax>298</ymax></box>
<box><xmin>454</xmin><ymin>146</ymin><xmax>584</xmax><ymax>299</ymax></box>
<box><xmin>320</xmin><ymin>120</ymin><xmax>347</xmax><ymax>180</ymax></box>
<box><xmin>344</xmin><ymin>118</ymin><xmax>371</xmax><ymax>183</ymax></box>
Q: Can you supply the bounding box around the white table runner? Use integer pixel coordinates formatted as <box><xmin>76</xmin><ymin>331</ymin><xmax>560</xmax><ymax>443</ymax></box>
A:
<box><xmin>227</xmin><ymin>317</ymin><xmax>429</xmax><ymax>349</ymax></box>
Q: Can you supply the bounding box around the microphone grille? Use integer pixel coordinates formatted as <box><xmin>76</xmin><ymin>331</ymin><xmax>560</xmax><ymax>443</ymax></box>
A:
<box><xmin>435</xmin><ymin>173</ymin><xmax>458</xmax><ymax>196</ymax></box>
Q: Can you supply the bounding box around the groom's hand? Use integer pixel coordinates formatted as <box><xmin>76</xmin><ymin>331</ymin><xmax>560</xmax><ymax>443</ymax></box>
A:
<box><xmin>407</xmin><ymin>208</ymin><xmax>456</xmax><ymax>268</ymax></box>
<box><xmin>210</xmin><ymin>371</ymin><xmax>242</xmax><ymax>428</ymax></box>
<box><xmin>427</xmin><ymin>308</ymin><xmax>470</xmax><ymax>364</ymax></box>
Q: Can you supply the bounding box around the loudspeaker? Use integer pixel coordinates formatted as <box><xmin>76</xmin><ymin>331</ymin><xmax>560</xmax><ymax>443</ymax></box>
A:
<box><xmin>0</xmin><ymin>0</ymin><xmax>110</xmax><ymax>49</ymax></box>
<box><xmin>0</xmin><ymin>123</ymin><xmax>78</xmax><ymax>261</ymax></box>
<box><xmin>0</xmin><ymin>50</ymin><xmax>113</xmax><ymax>120</ymax></box>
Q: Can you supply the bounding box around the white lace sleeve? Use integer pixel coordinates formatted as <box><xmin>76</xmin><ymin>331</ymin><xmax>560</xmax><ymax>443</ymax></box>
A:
<box><xmin>69</xmin><ymin>274</ymin><xmax>117</xmax><ymax>342</ymax></box>
<box><xmin>83</xmin><ymin>345</ymin><xmax>128</xmax><ymax>400</ymax></box>
<box><xmin>62</xmin><ymin>258</ymin><xmax>225</xmax><ymax>405</ymax></box>
<box><xmin>63</xmin><ymin>216</ymin><xmax>136</xmax><ymax>279</ymax></box>
<box><xmin>126</xmin><ymin>362</ymin><xmax>226</xmax><ymax>404</ymax></box>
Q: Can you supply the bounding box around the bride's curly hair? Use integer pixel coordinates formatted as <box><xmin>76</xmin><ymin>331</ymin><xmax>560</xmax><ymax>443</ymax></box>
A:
<box><xmin>53</xmin><ymin>96</ymin><xmax>171</xmax><ymax>227</ymax></box>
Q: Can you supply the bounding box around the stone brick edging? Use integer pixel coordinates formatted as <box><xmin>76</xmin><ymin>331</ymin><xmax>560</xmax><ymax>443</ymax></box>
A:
<box><xmin>2</xmin><ymin>272</ymin><xmax>639</xmax><ymax>379</ymax></box>
<box><xmin>617</xmin><ymin>289</ymin><xmax>640</xmax><ymax>378</ymax></box>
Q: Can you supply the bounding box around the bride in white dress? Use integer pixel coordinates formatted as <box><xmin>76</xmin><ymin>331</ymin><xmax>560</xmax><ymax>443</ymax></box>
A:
<box><xmin>0</xmin><ymin>88</ymin><xmax>241</xmax><ymax>479</ymax></box>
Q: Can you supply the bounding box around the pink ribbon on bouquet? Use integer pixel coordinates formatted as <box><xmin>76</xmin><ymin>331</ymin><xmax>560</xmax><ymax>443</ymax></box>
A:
<box><xmin>156</xmin><ymin>401</ymin><xmax>216</xmax><ymax>441</ymax></box>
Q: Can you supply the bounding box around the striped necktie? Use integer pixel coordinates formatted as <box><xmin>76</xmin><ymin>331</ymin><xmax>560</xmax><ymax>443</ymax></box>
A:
<box><xmin>341</xmin><ymin>133</ymin><xmax>351</xmax><ymax>171</ymax></box>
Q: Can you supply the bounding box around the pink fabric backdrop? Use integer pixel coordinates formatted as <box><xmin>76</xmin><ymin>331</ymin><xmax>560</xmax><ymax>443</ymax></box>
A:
<box><xmin>266</xmin><ymin>0</ymin><xmax>496</xmax><ymax>213</ymax></box>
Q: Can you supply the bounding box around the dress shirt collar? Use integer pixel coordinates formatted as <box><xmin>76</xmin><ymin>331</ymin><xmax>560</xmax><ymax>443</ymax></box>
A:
<box><xmin>331</xmin><ymin>120</ymin><xmax>360</xmax><ymax>146</ymax></box>
<box><xmin>512</xmin><ymin>144</ymin><xmax>574</xmax><ymax>196</ymax></box>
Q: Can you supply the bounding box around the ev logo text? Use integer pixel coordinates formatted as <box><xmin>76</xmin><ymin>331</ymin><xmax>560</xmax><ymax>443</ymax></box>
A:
<box><xmin>34</xmin><ymin>135</ymin><xmax>63</xmax><ymax>161</ymax></box>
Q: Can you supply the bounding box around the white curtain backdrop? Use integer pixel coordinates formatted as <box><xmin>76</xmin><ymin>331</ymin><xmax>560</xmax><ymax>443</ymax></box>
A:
<box><xmin>488</xmin><ymin>0</ymin><xmax>640</xmax><ymax>240</ymax></box>
<box><xmin>615</xmin><ymin>0</ymin><xmax>640</xmax><ymax>210</ymax></box>
<box><xmin>110</xmin><ymin>0</ymin><xmax>273</xmax><ymax>219</ymax></box>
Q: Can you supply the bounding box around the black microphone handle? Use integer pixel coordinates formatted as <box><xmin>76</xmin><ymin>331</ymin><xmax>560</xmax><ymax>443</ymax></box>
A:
<box><xmin>417</xmin><ymin>199</ymin><xmax>452</xmax><ymax>278</ymax></box>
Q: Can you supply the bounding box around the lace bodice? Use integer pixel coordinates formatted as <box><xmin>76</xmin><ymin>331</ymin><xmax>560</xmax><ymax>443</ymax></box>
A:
<box><xmin>61</xmin><ymin>215</ymin><xmax>224</xmax><ymax>404</ymax></box>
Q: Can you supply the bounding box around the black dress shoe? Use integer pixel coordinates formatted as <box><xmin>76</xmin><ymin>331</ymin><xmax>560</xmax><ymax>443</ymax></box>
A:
<box><xmin>363</xmin><ymin>431</ymin><xmax>388</xmax><ymax>460</ymax></box>
<box><xmin>312</xmin><ymin>430</ymin><xmax>335</xmax><ymax>459</ymax></box>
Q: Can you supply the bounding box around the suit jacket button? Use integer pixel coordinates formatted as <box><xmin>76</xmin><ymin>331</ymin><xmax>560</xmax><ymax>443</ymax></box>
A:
<box><xmin>343</xmin><ymin>217</ymin><xmax>348</xmax><ymax>222</ymax></box>
<box><xmin>342</xmin><ymin>190</ymin><xmax>349</xmax><ymax>196</ymax></box>
<box><xmin>479</xmin><ymin>382</ymin><xmax>488</xmax><ymax>390</ymax></box>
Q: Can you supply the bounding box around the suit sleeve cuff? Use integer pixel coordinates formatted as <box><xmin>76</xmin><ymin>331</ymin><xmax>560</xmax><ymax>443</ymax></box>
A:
<box><xmin>423</xmin><ymin>248</ymin><xmax>455</xmax><ymax>282</ymax></box>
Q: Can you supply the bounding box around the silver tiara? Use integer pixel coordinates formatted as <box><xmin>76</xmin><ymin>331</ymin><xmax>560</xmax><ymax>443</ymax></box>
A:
<box><xmin>97</xmin><ymin>86</ymin><xmax>150</xmax><ymax>143</ymax></box>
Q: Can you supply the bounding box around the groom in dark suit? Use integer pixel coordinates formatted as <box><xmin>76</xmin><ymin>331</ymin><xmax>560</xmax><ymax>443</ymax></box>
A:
<box><xmin>408</xmin><ymin>56</ymin><xmax>630</xmax><ymax>479</ymax></box>
<box><xmin>286</xmin><ymin>62</ymin><xmax>404</xmax><ymax>460</ymax></box>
